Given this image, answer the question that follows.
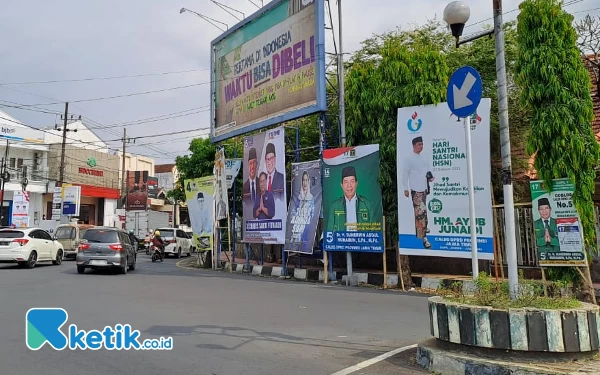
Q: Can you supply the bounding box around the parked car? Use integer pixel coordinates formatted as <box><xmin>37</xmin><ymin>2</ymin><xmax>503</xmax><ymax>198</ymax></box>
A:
<box><xmin>75</xmin><ymin>227</ymin><xmax>137</xmax><ymax>274</ymax></box>
<box><xmin>183</xmin><ymin>231</ymin><xmax>195</xmax><ymax>253</ymax></box>
<box><xmin>54</xmin><ymin>223</ymin><xmax>94</xmax><ymax>259</ymax></box>
<box><xmin>154</xmin><ymin>228</ymin><xmax>192</xmax><ymax>258</ymax></box>
<box><xmin>0</xmin><ymin>227</ymin><xmax>65</xmax><ymax>268</ymax></box>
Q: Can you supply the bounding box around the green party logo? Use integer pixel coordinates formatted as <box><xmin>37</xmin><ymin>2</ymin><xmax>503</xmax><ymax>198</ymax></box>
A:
<box><xmin>87</xmin><ymin>157</ymin><xmax>97</xmax><ymax>167</ymax></box>
<box><xmin>428</xmin><ymin>198</ymin><xmax>443</xmax><ymax>214</ymax></box>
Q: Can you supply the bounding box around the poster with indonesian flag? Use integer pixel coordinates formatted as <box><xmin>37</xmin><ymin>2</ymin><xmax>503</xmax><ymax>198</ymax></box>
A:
<box><xmin>12</xmin><ymin>191</ymin><xmax>30</xmax><ymax>227</ymax></box>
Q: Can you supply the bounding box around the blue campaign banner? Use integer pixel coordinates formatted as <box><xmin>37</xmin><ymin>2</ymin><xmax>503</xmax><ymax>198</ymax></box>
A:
<box><xmin>246</xmin><ymin>219</ymin><xmax>283</xmax><ymax>232</ymax></box>
<box><xmin>62</xmin><ymin>202</ymin><xmax>76</xmax><ymax>215</ymax></box>
<box><xmin>398</xmin><ymin>234</ymin><xmax>493</xmax><ymax>256</ymax></box>
<box><xmin>323</xmin><ymin>231</ymin><xmax>384</xmax><ymax>253</ymax></box>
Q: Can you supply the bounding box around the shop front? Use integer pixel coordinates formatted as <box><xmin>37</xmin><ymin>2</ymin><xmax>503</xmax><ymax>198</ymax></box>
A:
<box><xmin>44</xmin><ymin>145</ymin><xmax>121</xmax><ymax>226</ymax></box>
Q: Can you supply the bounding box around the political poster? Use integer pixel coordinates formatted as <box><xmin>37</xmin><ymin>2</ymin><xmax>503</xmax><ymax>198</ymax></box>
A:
<box><xmin>225</xmin><ymin>159</ymin><xmax>243</xmax><ymax>189</ymax></box>
<box><xmin>210</xmin><ymin>0</ymin><xmax>326</xmax><ymax>141</ymax></box>
<box><xmin>242</xmin><ymin>126</ymin><xmax>286</xmax><ymax>244</ymax></box>
<box><xmin>12</xmin><ymin>191</ymin><xmax>30</xmax><ymax>227</ymax></box>
<box><xmin>285</xmin><ymin>161</ymin><xmax>322</xmax><ymax>254</ymax></box>
<box><xmin>396</xmin><ymin>100</ymin><xmax>494</xmax><ymax>260</ymax></box>
<box><xmin>530</xmin><ymin>178</ymin><xmax>586</xmax><ymax>266</ymax></box>
<box><xmin>322</xmin><ymin>145</ymin><xmax>384</xmax><ymax>253</ymax></box>
<box><xmin>185</xmin><ymin>177</ymin><xmax>214</xmax><ymax>252</ymax></box>
<box><xmin>214</xmin><ymin>148</ymin><xmax>229</xmax><ymax>221</ymax></box>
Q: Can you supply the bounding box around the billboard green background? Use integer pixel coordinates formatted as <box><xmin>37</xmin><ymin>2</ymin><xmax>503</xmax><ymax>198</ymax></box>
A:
<box><xmin>322</xmin><ymin>150</ymin><xmax>383</xmax><ymax>229</ymax></box>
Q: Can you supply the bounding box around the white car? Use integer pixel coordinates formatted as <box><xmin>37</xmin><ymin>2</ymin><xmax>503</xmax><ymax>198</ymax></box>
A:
<box><xmin>155</xmin><ymin>228</ymin><xmax>192</xmax><ymax>258</ymax></box>
<box><xmin>0</xmin><ymin>228</ymin><xmax>65</xmax><ymax>268</ymax></box>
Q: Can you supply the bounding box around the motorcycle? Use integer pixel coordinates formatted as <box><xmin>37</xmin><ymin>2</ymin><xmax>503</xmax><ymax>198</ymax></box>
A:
<box><xmin>151</xmin><ymin>245</ymin><xmax>164</xmax><ymax>262</ymax></box>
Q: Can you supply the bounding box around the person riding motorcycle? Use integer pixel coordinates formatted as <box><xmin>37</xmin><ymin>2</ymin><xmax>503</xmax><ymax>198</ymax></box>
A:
<box><xmin>152</xmin><ymin>230</ymin><xmax>166</xmax><ymax>256</ymax></box>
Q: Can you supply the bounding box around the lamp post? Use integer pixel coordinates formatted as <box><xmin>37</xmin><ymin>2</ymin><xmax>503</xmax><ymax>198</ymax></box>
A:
<box><xmin>180</xmin><ymin>7</ymin><xmax>229</xmax><ymax>32</ymax></box>
<box><xmin>443</xmin><ymin>0</ymin><xmax>520</xmax><ymax>299</ymax></box>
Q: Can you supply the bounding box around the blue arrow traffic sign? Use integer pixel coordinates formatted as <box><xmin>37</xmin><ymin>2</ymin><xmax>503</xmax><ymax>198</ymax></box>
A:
<box><xmin>447</xmin><ymin>66</ymin><xmax>483</xmax><ymax>118</ymax></box>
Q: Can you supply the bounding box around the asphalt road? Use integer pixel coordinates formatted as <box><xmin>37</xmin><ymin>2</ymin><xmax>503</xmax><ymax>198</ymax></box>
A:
<box><xmin>0</xmin><ymin>253</ymin><xmax>431</xmax><ymax>375</ymax></box>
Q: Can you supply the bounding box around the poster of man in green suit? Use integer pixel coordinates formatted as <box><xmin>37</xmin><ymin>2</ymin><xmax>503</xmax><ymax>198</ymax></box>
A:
<box><xmin>533</xmin><ymin>197</ymin><xmax>560</xmax><ymax>257</ymax></box>
<box><xmin>322</xmin><ymin>145</ymin><xmax>384</xmax><ymax>253</ymax></box>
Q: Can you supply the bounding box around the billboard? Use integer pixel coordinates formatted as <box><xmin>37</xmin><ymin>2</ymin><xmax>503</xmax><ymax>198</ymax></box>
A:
<box><xmin>185</xmin><ymin>177</ymin><xmax>215</xmax><ymax>252</ymax></box>
<box><xmin>530</xmin><ymin>178</ymin><xmax>586</xmax><ymax>267</ymax></box>
<box><xmin>210</xmin><ymin>0</ymin><xmax>326</xmax><ymax>142</ymax></box>
<box><xmin>225</xmin><ymin>158</ymin><xmax>243</xmax><ymax>189</ymax></box>
<box><xmin>147</xmin><ymin>177</ymin><xmax>159</xmax><ymax>199</ymax></box>
<box><xmin>242</xmin><ymin>126</ymin><xmax>286</xmax><ymax>244</ymax></box>
<box><xmin>12</xmin><ymin>191</ymin><xmax>30</xmax><ymax>227</ymax></box>
<box><xmin>214</xmin><ymin>148</ymin><xmax>229</xmax><ymax>221</ymax></box>
<box><xmin>126</xmin><ymin>170</ymin><xmax>149</xmax><ymax>211</ymax></box>
<box><xmin>322</xmin><ymin>145</ymin><xmax>384</xmax><ymax>253</ymax></box>
<box><xmin>62</xmin><ymin>185</ymin><xmax>81</xmax><ymax>216</ymax></box>
<box><xmin>396</xmin><ymin>101</ymin><xmax>494</xmax><ymax>260</ymax></box>
<box><xmin>285</xmin><ymin>161</ymin><xmax>322</xmax><ymax>254</ymax></box>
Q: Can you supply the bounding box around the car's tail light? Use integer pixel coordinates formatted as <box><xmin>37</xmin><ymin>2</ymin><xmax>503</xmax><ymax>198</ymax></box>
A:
<box><xmin>12</xmin><ymin>239</ymin><xmax>29</xmax><ymax>246</ymax></box>
<box><xmin>169</xmin><ymin>239</ymin><xmax>176</xmax><ymax>244</ymax></box>
<box><xmin>109</xmin><ymin>244</ymin><xmax>123</xmax><ymax>251</ymax></box>
<box><xmin>78</xmin><ymin>243</ymin><xmax>90</xmax><ymax>250</ymax></box>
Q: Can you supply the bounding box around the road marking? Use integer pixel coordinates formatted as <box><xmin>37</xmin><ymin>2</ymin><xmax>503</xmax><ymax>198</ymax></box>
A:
<box><xmin>329</xmin><ymin>343</ymin><xmax>418</xmax><ymax>375</ymax></box>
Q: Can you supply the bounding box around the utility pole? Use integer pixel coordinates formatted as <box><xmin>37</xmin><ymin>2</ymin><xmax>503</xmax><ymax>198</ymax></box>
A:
<box><xmin>121</xmin><ymin>128</ymin><xmax>127</xmax><ymax>207</ymax></box>
<box><xmin>58</xmin><ymin>102</ymin><xmax>69</xmax><ymax>185</ymax></box>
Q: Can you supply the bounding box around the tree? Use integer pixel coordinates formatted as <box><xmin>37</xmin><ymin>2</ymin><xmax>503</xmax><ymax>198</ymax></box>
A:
<box><xmin>515</xmin><ymin>0</ymin><xmax>599</xmax><ymax>254</ymax></box>
<box><xmin>576</xmin><ymin>14</ymin><xmax>600</xmax><ymax>97</ymax></box>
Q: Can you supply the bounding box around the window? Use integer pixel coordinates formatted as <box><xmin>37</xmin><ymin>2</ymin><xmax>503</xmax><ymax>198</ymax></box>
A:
<box><xmin>82</xmin><ymin>230</ymin><xmax>119</xmax><ymax>243</ymax></box>
<box><xmin>159</xmin><ymin>229</ymin><xmax>174</xmax><ymax>239</ymax></box>
<box><xmin>17</xmin><ymin>158</ymin><xmax>23</xmax><ymax>169</ymax></box>
<box><xmin>55</xmin><ymin>227</ymin><xmax>75</xmax><ymax>239</ymax></box>
<box><xmin>9</xmin><ymin>158</ymin><xmax>15</xmax><ymax>168</ymax></box>
<box><xmin>29</xmin><ymin>230</ymin><xmax>41</xmax><ymax>239</ymax></box>
<box><xmin>39</xmin><ymin>231</ymin><xmax>52</xmax><ymax>240</ymax></box>
<box><xmin>0</xmin><ymin>230</ymin><xmax>24</xmax><ymax>238</ymax></box>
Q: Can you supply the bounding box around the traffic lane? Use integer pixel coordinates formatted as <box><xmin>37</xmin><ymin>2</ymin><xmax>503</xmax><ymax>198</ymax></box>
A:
<box><xmin>0</xmin><ymin>255</ymin><xmax>431</xmax><ymax>375</ymax></box>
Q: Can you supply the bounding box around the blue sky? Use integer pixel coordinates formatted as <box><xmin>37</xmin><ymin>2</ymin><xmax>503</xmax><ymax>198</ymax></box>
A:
<box><xmin>0</xmin><ymin>0</ymin><xmax>595</xmax><ymax>163</ymax></box>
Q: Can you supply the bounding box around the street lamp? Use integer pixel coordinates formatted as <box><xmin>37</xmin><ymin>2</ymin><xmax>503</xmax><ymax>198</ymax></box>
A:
<box><xmin>443</xmin><ymin>0</ymin><xmax>520</xmax><ymax>299</ymax></box>
<box><xmin>180</xmin><ymin>7</ymin><xmax>229</xmax><ymax>32</ymax></box>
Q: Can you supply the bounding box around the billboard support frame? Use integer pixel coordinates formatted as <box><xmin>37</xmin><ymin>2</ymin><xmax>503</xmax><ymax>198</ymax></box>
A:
<box><xmin>209</xmin><ymin>0</ymin><xmax>327</xmax><ymax>143</ymax></box>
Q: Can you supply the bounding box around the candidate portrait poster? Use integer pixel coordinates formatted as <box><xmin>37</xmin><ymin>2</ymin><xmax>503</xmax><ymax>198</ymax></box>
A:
<box><xmin>530</xmin><ymin>178</ymin><xmax>586</xmax><ymax>267</ymax></box>
<box><xmin>396</xmin><ymin>100</ymin><xmax>493</xmax><ymax>260</ymax></box>
<box><xmin>184</xmin><ymin>177</ymin><xmax>214</xmax><ymax>252</ymax></box>
<box><xmin>242</xmin><ymin>126</ymin><xmax>286</xmax><ymax>244</ymax></box>
<box><xmin>285</xmin><ymin>161</ymin><xmax>322</xmax><ymax>254</ymax></box>
<box><xmin>214</xmin><ymin>148</ymin><xmax>229</xmax><ymax>221</ymax></box>
<box><xmin>322</xmin><ymin>145</ymin><xmax>384</xmax><ymax>253</ymax></box>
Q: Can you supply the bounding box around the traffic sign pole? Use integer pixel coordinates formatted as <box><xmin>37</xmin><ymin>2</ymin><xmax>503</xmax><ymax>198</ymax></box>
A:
<box><xmin>447</xmin><ymin>66</ymin><xmax>484</xmax><ymax>281</ymax></box>
<box><xmin>463</xmin><ymin>116</ymin><xmax>479</xmax><ymax>278</ymax></box>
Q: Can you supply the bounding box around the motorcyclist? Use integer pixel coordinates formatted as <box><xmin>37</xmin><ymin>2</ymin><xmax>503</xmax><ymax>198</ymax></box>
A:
<box><xmin>152</xmin><ymin>230</ymin><xmax>166</xmax><ymax>257</ymax></box>
<box><xmin>128</xmin><ymin>230</ymin><xmax>139</xmax><ymax>251</ymax></box>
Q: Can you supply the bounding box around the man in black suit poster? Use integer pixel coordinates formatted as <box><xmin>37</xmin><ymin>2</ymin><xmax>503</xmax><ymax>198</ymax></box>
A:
<box><xmin>264</xmin><ymin>142</ymin><xmax>285</xmax><ymax>199</ymax></box>
<box><xmin>243</xmin><ymin>147</ymin><xmax>259</xmax><ymax>202</ymax></box>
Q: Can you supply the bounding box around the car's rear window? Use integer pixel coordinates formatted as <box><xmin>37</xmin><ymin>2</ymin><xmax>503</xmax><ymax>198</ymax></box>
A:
<box><xmin>82</xmin><ymin>230</ymin><xmax>119</xmax><ymax>243</ymax></box>
<box><xmin>55</xmin><ymin>227</ymin><xmax>75</xmax><ymax>239</ymax></box>
<box><xmin>159</xmin><ymin>230</ymin><xmax>174</xmax><ymax>238</ymax></box>
<box><xmin>0</xmin><ymin>230</ymin><xmax>24</xmax><ymax>238</ymax></box>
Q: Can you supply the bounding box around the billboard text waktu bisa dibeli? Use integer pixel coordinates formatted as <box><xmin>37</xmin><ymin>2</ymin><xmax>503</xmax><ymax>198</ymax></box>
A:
<box><xmin>210</xmin><ymin>0</ymin><xmax>326</xmax><ymax>142</ymax></box>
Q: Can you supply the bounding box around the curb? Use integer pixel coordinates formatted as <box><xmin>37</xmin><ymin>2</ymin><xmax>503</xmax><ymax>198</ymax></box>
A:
<box><xmin>417</xmin><ymin>337</ymin><xmax>600</xmax><ymax>375</ymax></box>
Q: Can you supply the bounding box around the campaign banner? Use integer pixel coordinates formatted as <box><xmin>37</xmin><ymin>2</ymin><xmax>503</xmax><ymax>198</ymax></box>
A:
<box><xmin>242</xmin><ymin>126</ymin><xmax>286</xmax><ymax>244</ymax></box>
<box><xmin>285</xmin><ymin>161</ymin><xmax>322</xmax><ymax>254</ymax></box>
<box><xmin>126</xmin><ymin>170</ymin><xmax>149</xmax><ymax>211</ymax></box>
<box><xmin>214</xmin><ymin>148</ymin><xmax>229</xmax><ymax>221</ymax></box>
<box><xmin>211</xmin><ymin>0</ymin><xmax>326</xmax><ymax>141</ymax></box>
<box><xmin>530</xmin><ymin>178</ymin><xmax>586</xmax><ymax>266</ymax></box>
<box><xmin>225</xmin><ymin>159</ymin><xmax>243</xmax><ymax>189</ymax></box>
<box><xmin>185</xmin><ymin>177</ymin><xmax>215</xmax><ymax>252</ymax></box>
<box><xmin>12</xmin><ymin>191</ymin><xmax>30</xmax><ymax>227</ymax></box>
<box><xmin>396</xmin><ymin>100</ymin><xmax>494</xmax><ymax>260</ymax></box>
<box><xmin>322</xmin><ymin>145</ymin><xmax>384</xmax><ymax>253</ymax></box>
<box><xmin>147</xmin><ymin>177</ymin><xmax>159</xmax><ymax>199</ymax></box>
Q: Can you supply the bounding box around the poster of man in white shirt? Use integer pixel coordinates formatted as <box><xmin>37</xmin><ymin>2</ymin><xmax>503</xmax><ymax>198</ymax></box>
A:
<box><xmin>401</xmin><ymin>136</ymin><xmax>434</xmax><ymax>249</ymax></box>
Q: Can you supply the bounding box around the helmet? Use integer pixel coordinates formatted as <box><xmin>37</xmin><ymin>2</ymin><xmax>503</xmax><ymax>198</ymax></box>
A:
<box><xmin>154</xmin><ymin>230</ymin><xmax>160</xmax><ymax>236</ymax></box>
<box><xmin>129</xmin><ymin>230</ymin><xmax>134</xmax><ymax>235</ymax></box>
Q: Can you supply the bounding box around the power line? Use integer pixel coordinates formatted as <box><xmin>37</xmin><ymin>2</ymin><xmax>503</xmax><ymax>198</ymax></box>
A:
<box><xmin>84</xmin><ymin>106</ymin><xmax>210</xmax><ymax>130</ymax></box>
<box><xmin>0</xmin><ymin>68</ymin><xmax>209</xmax><ymax>86</ymax></box>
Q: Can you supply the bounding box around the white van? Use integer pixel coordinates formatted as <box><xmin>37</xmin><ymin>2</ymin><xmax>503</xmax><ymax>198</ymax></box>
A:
<box><xmin>154</xmin><ymin>228</ymin><xmax>193</xmax><ymax>258</ymax></box>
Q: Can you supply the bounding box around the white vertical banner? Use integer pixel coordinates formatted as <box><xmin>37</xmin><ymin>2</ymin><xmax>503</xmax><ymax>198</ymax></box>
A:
<box><xmin>12</xmin><ymin>191</ymin><xmax>30</xmax><ymax>227</ymax></box>
<box><xmin>396</xmin><ymin>100</ymin><xmax>494</xmax><ymax>260</ymax></box>
<box><xmin>214</xmin><ymin>148</ymin><xmax>229</xmax><ymax>221</ymax></box>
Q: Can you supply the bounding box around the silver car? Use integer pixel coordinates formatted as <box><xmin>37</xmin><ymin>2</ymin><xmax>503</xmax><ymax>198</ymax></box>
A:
<box><xmin>75</xmin><ymin>227</ymin><xmax>137</xmax><ymax>274</ymax></box>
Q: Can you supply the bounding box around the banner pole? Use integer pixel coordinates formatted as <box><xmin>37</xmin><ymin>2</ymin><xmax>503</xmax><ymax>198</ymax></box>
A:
<box><xmin>383</xmin><ymin>216</ymin><xmax>387</xmax><ymax>289</ymax></box>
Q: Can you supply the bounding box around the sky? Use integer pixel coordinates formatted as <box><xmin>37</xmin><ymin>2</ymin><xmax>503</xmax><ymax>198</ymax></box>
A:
<box><xmin>0</xmin><ymin>0</ymin><xmax>596</xmax><ymax>164</ymax></box>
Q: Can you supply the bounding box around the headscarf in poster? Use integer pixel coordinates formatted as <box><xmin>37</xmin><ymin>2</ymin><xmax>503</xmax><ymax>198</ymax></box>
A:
<box><xmin>242</xmin><ymin>126</ymin><xmax>286</xmax><ymax>244</ymax></box>
<box><xmin>285</xmin><ymin>161</ymin><xmax>321</xmax><ymax>254</ymax></box>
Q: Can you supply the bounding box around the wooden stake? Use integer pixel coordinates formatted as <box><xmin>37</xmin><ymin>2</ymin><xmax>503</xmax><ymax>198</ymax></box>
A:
<box><xmin>396</xmin><ymin>243</ymin><xmax>406</xmax><ymax>291</ymax></box>
<box><xmin>383</xmin><ymin>216</ymin><xmax>387</xmax><ymax>289</ymax></box>
<box><xmin>540</xmin><ymin>267</ymin><xmax>548</xmax><ymax>297</ymax></box>
<box><xmin>323</xmin><ymin>250</ymin><xmax>329</xmax><ymax>284</ymax></box>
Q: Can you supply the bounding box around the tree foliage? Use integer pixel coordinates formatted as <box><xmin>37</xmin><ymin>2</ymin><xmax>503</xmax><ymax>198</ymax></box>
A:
<box><xmin>515</xmin><ymin>0</ymin><xmax>599</xmax><ymax>251</ymax></box>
